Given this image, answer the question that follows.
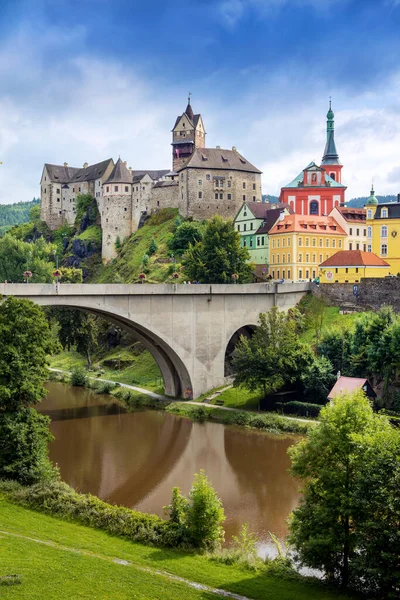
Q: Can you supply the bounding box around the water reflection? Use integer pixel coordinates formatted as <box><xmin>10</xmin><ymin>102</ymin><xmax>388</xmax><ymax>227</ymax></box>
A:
<box><xmin>40</xmin><ymin>382</ymin><xmax>301</xmax><ymax>550</ymax></box>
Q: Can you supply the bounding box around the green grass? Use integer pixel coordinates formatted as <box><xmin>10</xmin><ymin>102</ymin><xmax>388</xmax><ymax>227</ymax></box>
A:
<box><xmin>76</xmin><ymin>224</ymin><xmax>102</xmax><ymax>243</ymax></box>
<box><xmin>0</xmin><ymin>497</ymin><xmax>355</xmax><ymax>600</ymax></box>
<box><xmin>300</xmin><ymin>305</ymin><xmax>362</xmax><ymax>346</ymax></box>
<box><xmin>208</xmin><ymin>387</ymin><xmax>261</xmax><ymax>410</ymax></box>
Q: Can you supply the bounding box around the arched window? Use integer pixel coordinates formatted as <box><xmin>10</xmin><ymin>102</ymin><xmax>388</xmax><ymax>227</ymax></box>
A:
<box><xmin>381</xmin><ymin>225</ymin><xmax>388</xmax><ymax>238</ymax></box>
<box><xmin>367</xmin><ymin>226</ymin><xmax>372</xmax><ymax>238</ymax></box>
<box><xmin>310</xmin><ymin>200</ymin><xmax>319</xmax><ymax>215</ymax></box>
<box><xmin>330</xmin><ymin>172</ymin><xmax>336</xmax><ymax>180</ymax></box>
<box><xmin>367</xmin><ymin>209</ymin><xmax>372</xmax><ymax>219</ymax></box>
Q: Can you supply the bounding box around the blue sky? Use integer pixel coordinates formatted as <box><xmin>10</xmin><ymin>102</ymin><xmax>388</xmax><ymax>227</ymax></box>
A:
<box><xmin>0</xmin><ymin>0</ymin><xmax>400</xmax><ymax>203</ymax></box>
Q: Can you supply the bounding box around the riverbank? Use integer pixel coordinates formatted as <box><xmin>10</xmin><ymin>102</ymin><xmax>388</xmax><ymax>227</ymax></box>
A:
<box><xmin>0</xmin><ymin>495</ymin><xmax>355</xmax><ymax>600</ymax></box>
<box><xmin>48</xmin><ymin>369</ymin><xmax>314</xmax><ymax>435</ymax></box>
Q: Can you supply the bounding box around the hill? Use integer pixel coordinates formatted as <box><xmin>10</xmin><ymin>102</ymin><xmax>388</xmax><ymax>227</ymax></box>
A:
<box><xmin>0</xmin><ymin>198</ymin><xmax>40</xmax><ymax>235</ymax></box>
<box><xmin>346</xmin><ymin>195</ymin><xmax>397</xmax><ymax>208</ymax></box>
<box><xmin>262</xmin><ymin>194</ymin><xmax>279</xmax><ymax>203</ymax></box>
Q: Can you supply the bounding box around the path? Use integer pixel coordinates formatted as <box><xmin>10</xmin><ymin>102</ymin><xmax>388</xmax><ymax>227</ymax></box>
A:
<box><xmin>49</xmin><ymin>368</ymin><xmax>317</xmax><ymax>424</ymax></box>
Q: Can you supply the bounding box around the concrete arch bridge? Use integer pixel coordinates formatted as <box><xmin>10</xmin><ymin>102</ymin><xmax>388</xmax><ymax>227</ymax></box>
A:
<box><xmin>0</xmin><ymin>282</ymin><xmax>309</xmax><ymax>399</ymax></box>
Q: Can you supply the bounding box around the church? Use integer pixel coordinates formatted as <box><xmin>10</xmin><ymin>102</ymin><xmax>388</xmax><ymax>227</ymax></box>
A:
<box><xmin>40</xmin><ymin>98</ymin><xmax>262</xmax><ymax>261</ymax></box>
<box><xmin>279</xmin><ymin>103</ymin><xmax>347</xmax><ymax>215</ymax></box>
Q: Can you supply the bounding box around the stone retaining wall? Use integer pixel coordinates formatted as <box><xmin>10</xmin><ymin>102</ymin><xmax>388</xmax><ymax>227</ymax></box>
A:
<box><xmin>314</xmin><ymin>278</ymin><xmax>400</xmax><ymax>311</ymax></box>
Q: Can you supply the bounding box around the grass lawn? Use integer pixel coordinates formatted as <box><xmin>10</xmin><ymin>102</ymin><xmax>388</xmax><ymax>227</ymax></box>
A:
<box><xmin>300</xmin><ymin>306</ymin><xmax>361</xmax><ymax>346</ymax></box>
<box><xmin>0</xmin><ymin>497</ymin><xmax>355</xmax><ymax>600</ymax></box>
<box><xmin>208</xmin><ymin>387</ymin><xmax>261</xmax><ymax>410</ymax></box>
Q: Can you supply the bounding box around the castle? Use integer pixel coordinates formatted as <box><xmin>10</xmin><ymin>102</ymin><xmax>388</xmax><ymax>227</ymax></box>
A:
<box><xmin>40</xmin><ymin>98</ymin><xmax>262</xmax><ymax>261</ymax></box>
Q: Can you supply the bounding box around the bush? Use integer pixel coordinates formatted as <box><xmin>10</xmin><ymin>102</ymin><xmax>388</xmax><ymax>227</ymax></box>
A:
<box><xmin>148</xmin><ymin>238</ymin><xmax>158</xmax><ymax>255</ymax></box>
<box><xmin>70</xmin><ymin>367</ymin><xmax>88</xmax><ymax>387</ymax></box>
<box><xmin>275</xmin><ymin>401</ymin><xmax>322</xmax><ymax>418</ymax></box>
<box><xmin>0</xmin><ymin>409</ymin><xmax>56</xmax><ymax>485</ymax></box>
<box><xmin>186</xmin><ymin>470</ymin><xmax>225</xmax><ymax>551</ymax></box>
<box><xmin>95</xmin><ymin>381</ymin><xmax>115</xmax><ymax>395</ymax></box>
<box><xmin>210</xmin><ymin>524</ymin><xmax>262</xmax><ymax>570</ymax></box>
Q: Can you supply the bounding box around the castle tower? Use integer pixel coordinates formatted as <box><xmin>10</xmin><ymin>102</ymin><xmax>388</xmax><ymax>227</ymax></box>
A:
<box><xmin>321</xmin><ymin>101</ymin><xmax>343</xmax><ymax>184</ymax></box>
<box><xmin>171</xmin><ymin>96</ymin><xmax>206</xmax><ymax>171</ymax></box>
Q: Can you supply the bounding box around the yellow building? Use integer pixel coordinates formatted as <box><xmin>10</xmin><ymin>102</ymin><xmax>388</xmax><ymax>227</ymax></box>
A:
<box><xmin>319</xmin><ymin>250</ymin><xmax>389</xmax><ymax>283</ymax></box>
<box><xmin>366</xmin><ymin>186</ymin><xmax>400</xmax><ymax>275</ymax></box>
<box><xmin>268</xmin><ymin>214</ymin><xmax>347</xmax><ymax>281</ymax></box>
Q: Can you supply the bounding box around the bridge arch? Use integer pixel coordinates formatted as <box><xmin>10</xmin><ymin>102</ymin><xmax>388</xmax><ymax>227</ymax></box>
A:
<box><xmin>40</xmin><ymin>300</ymin><xmax>193</xmax><ymax>398</ymax></box>
<box><xmin>224</xmin><ymin>324</ymin><xmax>257</xmax><ymax>377</ymax></box>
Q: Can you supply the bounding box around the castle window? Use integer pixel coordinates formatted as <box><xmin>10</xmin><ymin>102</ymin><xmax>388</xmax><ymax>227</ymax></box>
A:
<box><xmin>206</xmin><ymin>174</ymin><xmax>210</xmax><ymax>180</ymax></box>
<box><xmin>330</xmin><ymin>172</ymin><xmax>336</xmax><ymax>180</ymax></box>
<box><xmin>215</xmin><ymin>192</ymin><xmax>218</xmax><ymax>199</ymax></box>
<box><xmin>320</xmin><ymin>254</ymin><xmax>323</xmax><ymax>263</ymax></box>
<box><xmin>305</xmin><ymin>238</ymin><xmax>309</xmax><ymax>246</ymax></box>
<box><xmin>253</xmin><ymin>196</ymin><xmax>256</xmax><ymax>201</ymax></box>
<box><xmin>356</xmin><ymin>243</ymin><xmax>360</xmax><ymax>250</ymax></box>
<box><xmin>381</xmin><ymin>244</ymin><xmax>388</xmax><ymax>256</ymax></box>
<box><xmin>198</xmin><ymin>191</ymin><xmax>202</xmax><ymax>199</ymax></box>
<box><xmin>253</xmin><ymin>183</ymin><xmax>256</xmax><ymax>190</ymax></box>
<box><xmin>288</xmin><ymin>254</ymin><xmax>291</xmax><ymax>263</ymax></box>
<box><xmin>106</xmin><ymin>218</ymin><xmax>108</xmax><ymax>223</ymax></box>
<box><xmin>282</xmin><ymin>253</ymin><xmax>285</xmax><ymax>264</ymax></box>
<box><xmin>243</xmin><ymin>182</ymin><xmax>246</xmax><ymax>189</ymax></box>
<box><xmin>59</xmin><ymin>211</ymin><xmax>62</xmax><ymax>214</ymax></box>
<box><xmin>125</xmin><ymin>186</ymin><xmax>129</xmax><ymax>192</ymax></box>
<box><xmin>106</xmin><ymin>187</ymin><xmax>109</xmax><ymax>192</ymax></box>
<box><xmin>305</xmin><ymin>253</ymin><xmax>309</xmax><ymax>263</ymax></box>
<box><xmin>310</xmin><ymin>200</ymin><xmax>319</xmax><ymax>215</ymax></box>
<box><xmin>220</xmin><ymin>192</ymin><xmax>223</xmax><ymax>199</ymax></box>
<box><xmin>124</xmin><ymin>207</ymin><xmax>127</xmax><ymax>211</ymax></box>
<box><xmin>277</xmin><ymin>254</ymin><xmax>280</xmax><ymax>263</ymax></box>
<box><xmin>381</xmin><ymin>225</ymin><xmax>388</xmax><ymax>237</ymax></box>
<box><xmin>157</xmin><ymin>201</ymin><xmax>160</xmax><ymax>206</ymax></box>
<box><xmin>312</xmin><ymin>238</ymin><xmax>316</xmax><ymax>247</ymax></box>
<box><xmin>227</xmin><ymin>193</ymin><xmax>231</xmax><ymax>200</ymax></box>
<box><xmin>56</xmin><ymin>188</ymin><xmax>60</xmax><ymax>193</ymax></box>
<box><xmin>227</xmin><ymin>180</ymin><xmax>231</xmax><ymax>188</ymax></box>
<box><xmin>198</xmin><ymin>179</ymin><xmax>202</xmax><ymax>185</ymax></box>
<box><xmin>243</xmin><ymin>195</ymin><xmax>246</xmax><ymax>201</ymax></box>
<box><xmin>79</xmin><ymin>187</ymin><xmax>81</xmax><ymax>192</ymax></box>
<box><xmin>44</xmin><ymin>188</ymin><xmax>46</xmax><ymax>193</ymax></box>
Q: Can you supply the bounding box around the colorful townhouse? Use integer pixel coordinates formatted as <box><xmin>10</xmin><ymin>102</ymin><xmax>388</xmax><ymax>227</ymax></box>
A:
<box><xmin>234</xmin><ymin>201</ymin><xmax>291</xmax><ymax>273</ymax></box>
<box><xmin>319</xmin><ymin>250</ymin><xmax>389</xmax><ymax>283</ymax></box>
<box><xmin>268</xmin><ymin>213</ymin><xmax>346</xmax><ymax>281</ymax></box>
<box><xmin>366</xmin><ymin>186</ymin><xmax>400</xmax><ymax>275</ymax></box>
<box><xmin>328</xmin><ymin>206</ymin><xmax>367</xmax><ymax>251</ymax></box>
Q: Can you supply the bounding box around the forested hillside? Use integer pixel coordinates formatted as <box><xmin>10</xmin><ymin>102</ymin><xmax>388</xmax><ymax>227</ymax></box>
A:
<box><xmin>346</xmin><ymin>194</ymin><xmax>397</xmax><ymax>207</ymax></box>
<box><xmin>0</xmin><ymin>198</ymin><xmax>40</xmax><ymax>235</ymax></box>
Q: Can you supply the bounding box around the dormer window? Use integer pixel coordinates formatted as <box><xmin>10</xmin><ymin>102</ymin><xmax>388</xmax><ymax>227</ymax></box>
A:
<box><xmin>382</xmin><ymin>208</ymin><xmax>388</xmax><ymax>218</ymax></box>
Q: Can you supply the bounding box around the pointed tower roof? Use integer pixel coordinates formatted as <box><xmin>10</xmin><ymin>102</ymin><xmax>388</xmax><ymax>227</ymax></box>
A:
<box><xmin>104</xmin><ymin>158</ymin><xmax>132</xmax><ymax>184</ymax></box>
<box><xmin>185</xmin><ymin>94</ymin><xmax>194</xmax><ymax>122</ymax></box>
<box><xmin>321</xmin><ymin>101</ymin><xmax>341</xmax><ymax>166</ymax></box>
<box><xmin>366</xmin><ymin>184</ymin><xmax>378</xmax><ymax>206</ymax></box>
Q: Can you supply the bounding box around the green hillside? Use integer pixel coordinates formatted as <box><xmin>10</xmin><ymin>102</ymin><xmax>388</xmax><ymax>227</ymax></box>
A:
<box><xmin>346</xmin><ymin>195</ymin><xmax>396</xmax><ymax>208</ymax></box>
<box><xmin>0</xmin><ymin>198</ymin><xmax>40</xmax><ymax>235</ymax></box>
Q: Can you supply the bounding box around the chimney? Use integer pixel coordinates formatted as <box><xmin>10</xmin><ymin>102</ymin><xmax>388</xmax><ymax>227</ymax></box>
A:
<box><xmin>232</xmin><ymin>146</ymin><xmax>237</xmax><ymax>151</ymax></box>
<box><xmin>63</xmin><ymin>162</ymin><xmax>68</xmax><ymax>167</ymax></box>
<box><xmin>83</xmin><ymin>162</ymin><xmax>88</xmax><ymax>169</ymax></box>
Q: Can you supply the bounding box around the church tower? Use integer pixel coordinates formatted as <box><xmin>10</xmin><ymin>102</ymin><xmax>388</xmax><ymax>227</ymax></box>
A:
<box><xmin>321</xmin><ymin>101</ymin><xmax>343</xmax><ymax>184</ymax></box>
<box><xmin>171</xmin><ymin>96</ymin><xmax>206</xmax><ymax>171</ymax></box>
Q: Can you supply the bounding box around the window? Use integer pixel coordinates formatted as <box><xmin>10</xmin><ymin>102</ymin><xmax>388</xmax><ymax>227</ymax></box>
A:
<box><xmin>335</xmin><ymin>268</ymin><xmax>338</xmax><ymax>273</ymax></box>
<box><xmin>250</xmin><ymin>222</ymin><xmax>253</xmax><ymax>230</ymax></box>
<box><xmin>250</xmin><ymin>239</ymin><xmax>253</xmax><ymax>248</ymax></box>
<box><xmin>253</xmin><ymin>196</ymin><xmax>256</xmax><ymax>201</ymax></box>
<box><xmin>227</xmin><ymin>194</ymin><xmax>231</xmax><ymax>200</ymax></box>
<box><xmin>381</xmin><ymin>225</ymin><xmax>388</xmax><ymax>237</ymax></box>
<box><xmin>287</xmin><ymin>253</ymin><xmax>291</xmax><ymax>263</ymax></box>
<box><xmin>277</xmin><ymin>239</ymin><xmax>280</xmax><ymax>248</ymax></box>
<box><xmin>310</xmin><ymin>200</ymin><xmax>319</xmax><ymax>215</ymax></box>
<box><xmin>306</xmin><ymin>238</ymin><xmax>309</xmax><ymax>247</ymax></box>
<box><xmin>272</xmin><ymin>239</ymin><xmax>275</xmax><ymax>249</ymax></box>
<box><xmin>57</xmin><ymin>198</ymin><xmax>60</xmax><ymax>202</ymax></box>
<box><xmin>330</xmin><ymin>172</ymin><xmax>336</xmax><ymax>181</ymax></box>
<box><xmin>198</xmin><ymin>179</ymin><xmax>202</xmax><ymax>185</ymax></box>
<box><xmin>381</xmin><ymin>244</ymin><xmax>388</xmax><ymax>256</ymax></box>
<box><xmin>332</xmin><ymin>239</ymin><xmax>336</xmax><ymax>248</ymax></box>
<box><xmin>338</xmin><ymin>239</ymin><xmax>342</xmax><ymax>248</ymax></box>
<box><xmin>125</xmin><ymin>186</ymin><xmax>129</xmax><ymax>192</ymax></box>
<box><xmin>114</xmin><ymin>186</ymin><xmax>118</xmax><ymax>192</ymax></box>
<box><xmin>288</xmin><ymin>270</ymin><xmax>291</xmax><ymax>279</ymax></box>
<box><xmin>349</xmin><ymin>228</ymin><xmax>353</xmax><ymax>235</ymax></box>
<box><xmin>363</xmin><ymin>244</ymin><xmax>366</xmax><ymax>251</ymax></box>
<box><xmin>261</xmin><ymin>236</ymin><xmax>265</xmax><ymax>245</ymax></box>
<box><xmin>257</xmin><ymin>237</ymin><xmax>260</xmax><ymax>246</ymax></box>
<box><xmin>198</xmin><ymin>191</ymin><xmax>202</xmax><ymax>199</ymax></box>
<box><xmin>244</xmin><ymin>224</ymin><xmax>247</xmax><ymax>232</ymax></box>
<box><xmin>276</xmin><ymin>254</ymin><xmax>280</xmax><ymax>263</ymax></box>
<box><xmin>312</xmin><ymin>253</ymin><xmax>316</xmax><ymax>263</ymax></box>
<box><xmin>367</xmin><ymin>209</ymin><xmax>372</xmax><ymax>219</ymax></box>
<box><xmin>79</xmin><ymin>187</ymin><xmax>81</xmax><ymax>192</ymax></box>
<box><xmin>312</xmin><ymin>238</ymin><xmax>316</xmax><ymax>247</ymax></box>
<box><xmin>227</xmin><ymin>180</ymin><xmax>231</xmax><ymax>188</ymax></box>
<box><xmin>345</xmin><ymin>268</ymin><xmax>349</xmax><ymax>274</ymax></box>
<box><xmin>326</xmin><ymin>238</ymin><xmax>330</xmax><ymax>248</ymax></box>
<box><xmin>299</xmin><ymin>269</ymin><xmax>303</xmax><ymax>279</ymax></box>
<box><xmin>368</xmin><ymin>226</ymin><xmax>372</xmax><ymax>238</ymax></box>
<box><xmin>382</xmin><ymin>208</ymin><xmax>388</xmax><ymax>218</ymax></box>
<box><xmin>215</xmin><ymin>192</ymin><xmax>218</xmax><ymax>199</ymax></box>
<box><xmin>349</xmin><ymin>243</ymin><xmax>353</xmax><ymax>250</ymax></box>
<box><xmin>106</xmin><ymin>186</ymin><xmax>109</xmax><ymax>192</ymax></box>
<box><xmin>319</xmin><ymin>238</ymin><xmax>323</xmax><ymax>247</ymax></box>
<box><xmin>272</xmin><ymin>255</ymin><xmax>275</xmax><ymax>264</ymax></box>
<box><xmin>356</xmin><ymin>268</ymin><xmax>359</xmax><ymax>273</ymax></box>
<box><xmin>282</xmin><ymin>270</ymin><xmax>285</xmax><ymax>279</ymax></box>
<box><xmin>282</xmin><ymin>238</ymin><xmax>285</xmax><ymax>247</ymax></box>
<box><xmin>356</xmin><ymin>228</ymin><xmax>360</xmax><ymax>236</ymax></box>
<box><xmin>306</xmin><ymin>270</ymin><xmax>309</xmax><ymax>279</ymax></box>
<box><xmin>206</xmin><ymin>174</ymin><xmax>210</xmax><ymax>181</ymax></box>
<box><xmin>243</xmin><ymin>239</ymin><xmax>247</xmax><ymax>247</ymax></box>
<box><xmin>237</xmin><ymin>224</ymin><xmax>240</xmax><ymax>232</ymax></box>
<box><xmin>219</xmin><ymin>193</ymin><xmax>223</xmax><ymax>199</ymax></box>
<box><xmin>298</xmin><ymin>253</ymin><xmax>302</xmax><ymax>262</ymax></box>
<box><xmin>243</xmin><ymin>195</ymin><xmax>246</xmax><ymax>201</ymax></box>
<box><xmin>272</xmin><ymin>271</ymin><xmax>275</xmax><ymax>278</ymax></box>
<box><xmin>356</xmin><ymin>243</ymin><xmax>360</xmax><ymax>250</ymax></box>
<box><xmin>282</xmin><ymin>253</ymin><xmax>285</xmax><ymax>263</ymax></box>
<box><xmin>242</xmin><ymin>182</ymin><xmax>246</xmax><ymax>189</ymax></box>
<box><xmin>298</xmin><ymin>238</ymin><xmax>302</xmax><ymax>247</ymax></box>
<box><xmin>56</xmin><ymin>188</ymin><xmax>60</xmax><ymax>193</ymax></box>
<box><xmin>319</xmin><ymin>254</ymin><xmax>323</xmax><ymax>263</ymax></box>
<box><xmin>368</xmin><ymin>244</ymin><xmax>372</xmax><ymax>252</ymax></box>
<box><xmin>124</xmin><ymin>207</ymin><xmax>127</xmax><ymax>211</ymax></box>
<box><xmin>305</xmin><ymin>253</ymin><xmax>309</xmax><ymax>263</ymax></box>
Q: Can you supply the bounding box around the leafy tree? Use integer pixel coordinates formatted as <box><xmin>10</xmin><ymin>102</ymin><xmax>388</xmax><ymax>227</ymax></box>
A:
<box><xmin>301</xmin><ymin>294</ymin><xmax>328</xmax><ymax>345</ymax></box>
<box><xmin>317</xmin><ymin>327</ymin><xmax>352</xmax><ymax>375</ymax></box>
<box><xmin>301</xmin><ymin>355</ymin><xmax>335</xmax><ymax>404</ymax></box>
<box><xmin>0</xmin><ymin>408</ymin><xmax>55</xmax><ymax>484</ymax></box>
<box><xmin>0</xmin><ymin>234</ymin><xmax>57</xmax><ymax>283</ymax></box>
<box><xmin>164</xmin><ymin>486</ymin><xmax>188</xmax><ymax>528</ymax></box>
<box><xmin>289</xmin><ymin>391</ymin><xmax>392</xmax><ymax>590</ymax></box>
<box><xmin>148</xmin><ymin>238</ymin><xmax>158</xmax><ymax>256</ymax></box>
<box><xmin>29</xmin><ymin>205</ymin><xmax>41</xmax><ymax>223</ymax></box>
<box><xmin>57</xmin><ymin>267</ymin><xmax>83</xmax><ymax>283</ymax></box>
<box><xmin>0</xmin><ymin>297</ymin><xmax>54</xmax><ymax>411</ymax></box>
<box><xmin>53</xmin><ymin>308</ymin><xmax>99</xmax><ymax>368</ymax></box>
<box><xmin>183</xmin><ymin>216</ymin><xmax>253</xmax><ymax>283</ymax></box>
<box><xmin>232</xmin><ymin>307</ymin><xmax>313</xmax><ymax>398</ymax></box>
<box><xmin>186</xmin><ymin>470</ymin><xmax>225</xmax><ymax>550</ymax></box>
<box><xmin>169</xmin><ymin>221</ymin><xmax>204</xmax><ymax>254</ymax></box>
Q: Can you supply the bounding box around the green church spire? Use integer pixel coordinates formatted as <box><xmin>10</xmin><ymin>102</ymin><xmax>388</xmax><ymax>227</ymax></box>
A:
<box><xmin>321</xmin><ymin>99</ymin><xmax>340</xmax><ymax>166</ymax></box>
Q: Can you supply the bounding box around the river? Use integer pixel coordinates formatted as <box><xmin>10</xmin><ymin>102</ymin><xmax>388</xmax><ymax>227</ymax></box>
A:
<box><xmin>39</xmin><ymin>381</ymin><xmax>301</xmax><ymax>557</ymax></box>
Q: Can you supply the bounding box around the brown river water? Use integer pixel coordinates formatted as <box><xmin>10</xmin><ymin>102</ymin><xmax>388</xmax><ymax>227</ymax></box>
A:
<box><xmin>39</xmin><ymin>382</ymin><xmax>301</xmax><ymax>557</ymax></box>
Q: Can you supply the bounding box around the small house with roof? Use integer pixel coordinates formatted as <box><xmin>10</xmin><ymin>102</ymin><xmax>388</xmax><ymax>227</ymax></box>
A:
<box><xmin>234</xmin><ymin>201</ymin><xmax>292</xmax><ymax>272</ymax></box>
<box><xmin>319</xmin><ymin>249</ymin><xmax>390</xmax><ymax>283</ymax></box>
<box><xmin>365</xmin><ymin>186</ymin><xmax>400</xmax><ymax>275</ymax></box>
<box><xmin>328</xmin><ymin>206</ymin><xmax>367</xmax><ymax>251</ymax></box>
<box><xmin>328</xmin><ymin>376</ymin><xmax>376</xmax><ymax>402</ymax></box>
<box><xmin>280</xmin><ymin>103</ymin><xmax>347</xmax><ymax>216</ymax></box>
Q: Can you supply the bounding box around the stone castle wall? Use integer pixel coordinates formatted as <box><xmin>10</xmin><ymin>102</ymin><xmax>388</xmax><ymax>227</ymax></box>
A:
<box><xmin>314</xmin><ymin>278</ymin><xmax>400</xmax><ymax>312</ymax></box>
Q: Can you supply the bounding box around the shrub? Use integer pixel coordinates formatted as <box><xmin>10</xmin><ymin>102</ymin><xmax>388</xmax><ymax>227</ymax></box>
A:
<box><xmin>186</xmin><ymin>470</ymin><xmax>225</xmax><ymax>551</ymax></box>
<box><xmin>211</xmin><ymin>524</ymin><xmax>261</xmax><ymax>570</ymax></box>
<box><xmin>275</xmin><ymin>401</ymin><xmax>322</xmax><ymax>418</ymax></box>
<box><xmin>95</xmin><ymin>381</ymin><xmax>115</xmax><ymax>395</ymax></box>
<box><xmin>0</xmin><ymin>409</ymin><xmax>56</xmax><ymax>485</ymax></box>
<box><xmin>70</xmin><ymin>367</ymin><xmax>88</xmax><ymax>387</ymax></box>
<box><xmin>231</xmin><ymin>411</ymin><xmax>252</xmax><ymax>426</ymax></box>
<box><xmin>148</xmin><ymin>238</ymin><xmax>158</xmax><ymax>255</ymax></box>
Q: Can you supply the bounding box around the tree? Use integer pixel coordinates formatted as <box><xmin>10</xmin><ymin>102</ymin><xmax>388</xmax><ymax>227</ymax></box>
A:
<box><xmin>288</xmin><ymin>391</ymin><xmax>393</xmax><ymax>591</ymax></box>
<box><xmin>169</xmin><ymin>221</ymin><xmax>204</xmax><ymax>254</ymax></box>
<box><xmin>53</xmin><ymin>308</ymin><xmax>99</xmax><ymax>368</ymax></box>
<box><xmin>302</xmin><ymin>294</ymin><xmax>328</xmax><ymax>346</ymax></box>
<box><xmin>182</xmin><ymin>216</ymin><xmax>253</xmax><ymax>283</ymax></box>
<box><xmin>148</xmin><ymin>238</ymin><xmax>158</xmax><ymax>256</ymax></box>
<box><xmin>232</xmin><ymin>307</ymin><xmax>313</xmax><ymax>398</ymax></box>
<box><xmin>186</xmin><ymin>470</ymin><xmax>225</xmax><ymax>550</ymax></box>
<box><xmin>300</xmin><ymin>355</ymin><xmax>335</xmax><ymax>404</ymax></box>
<box><xmin>0</xmin><ymin>234</ymin><xmax>57</xmax><ymax>283</ymax></box>
<box><xmin>0</xmin><ymin>408</ymin><xmax>55</xmax><ymax>484</ymax></box>
<box><xmin>0</xmin><ymin>297</ymin><xmax>54</xmax><ymax>411</ymax></box>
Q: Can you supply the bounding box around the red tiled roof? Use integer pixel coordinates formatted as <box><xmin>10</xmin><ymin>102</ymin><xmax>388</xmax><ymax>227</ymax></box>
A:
<box><xmin>337</xmin><ymin>207</ymin><xmax>366</xmax><ymax>222</ymax></box>
<box><xmin>328</xmin><ymin>376</ymin><xmax>369</xmax><ymax>400</ymax></box>
<box><xmin>319</xmin><ymin>250</ymin><xmax>389</xmax><ymax>268</ymax></box>
<box><xmin>269</xmin><ymin>214</ymin><xmax>346</xmax><ymax>236</ymax></box>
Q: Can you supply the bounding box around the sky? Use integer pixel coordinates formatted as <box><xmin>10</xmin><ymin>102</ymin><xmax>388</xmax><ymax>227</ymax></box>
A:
<box><xmin>0</xmin><ymin>0</ymin><xmax>400</xmax><ymax>204</ymax></box>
